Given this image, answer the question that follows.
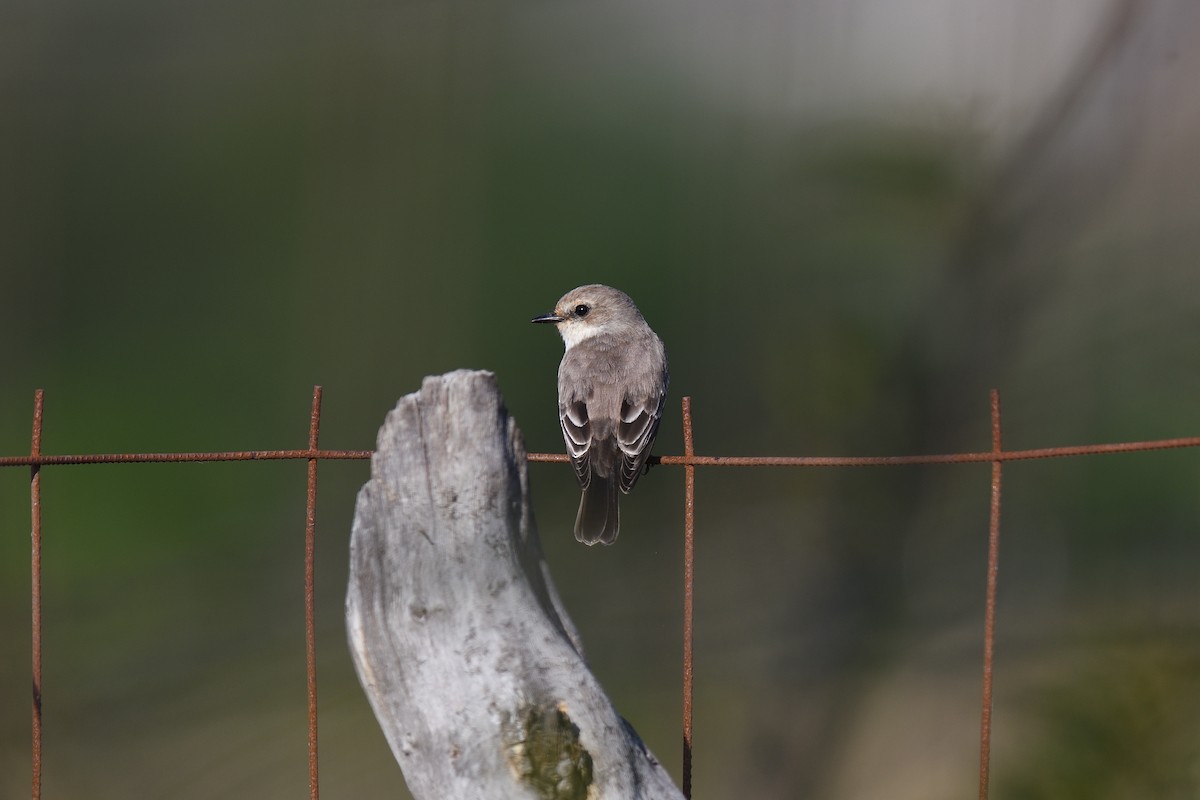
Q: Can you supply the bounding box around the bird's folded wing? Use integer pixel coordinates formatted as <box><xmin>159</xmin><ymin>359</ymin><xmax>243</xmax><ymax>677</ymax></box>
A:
<box><xmin>560</xmin><ymin>399</ymin><xmax>593</xmax><ymax>488</ymax></box>
<box><xmin>617</xmin><ymin>389</ymin><xmax>666</xmax><ymax>492</ymax></box>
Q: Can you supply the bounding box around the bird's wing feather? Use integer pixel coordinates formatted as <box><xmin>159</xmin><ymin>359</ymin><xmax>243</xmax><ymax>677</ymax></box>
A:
<box><xmin>616</xmin><ymin>386</ymin><xmax>667</xmax><ymax>492</ymax></box>
<box><xmin>560</xmin><ymin>398</ymin><xmax>592</xmax><ymax>488</ymax></box>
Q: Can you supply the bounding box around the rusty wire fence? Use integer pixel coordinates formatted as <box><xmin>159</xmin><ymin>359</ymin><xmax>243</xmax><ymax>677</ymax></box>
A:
<box><xmin>5</xmin><ymin>384</ymin><xmax>1200</xmax><ymax>800</ymax></box>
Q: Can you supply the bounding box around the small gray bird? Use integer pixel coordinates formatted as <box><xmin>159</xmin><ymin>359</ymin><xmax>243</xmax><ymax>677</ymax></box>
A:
<box><xmin>532</xmin><ymin>285</ymin><xmax>669</xmax><ymax>545</ymax></box>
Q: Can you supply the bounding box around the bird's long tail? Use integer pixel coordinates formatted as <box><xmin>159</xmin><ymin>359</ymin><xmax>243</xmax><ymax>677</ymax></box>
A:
<box><xmin>575</xmin><ymin>476</ymin><xmax>620</xmax><ymax>545</ymax></box>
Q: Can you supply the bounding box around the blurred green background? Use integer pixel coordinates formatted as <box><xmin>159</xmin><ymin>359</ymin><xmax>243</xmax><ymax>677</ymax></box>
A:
<box><xmin>3</xmin><ymin>1</ymin><xmax>1199</xmax><ymax>797</ymax></box>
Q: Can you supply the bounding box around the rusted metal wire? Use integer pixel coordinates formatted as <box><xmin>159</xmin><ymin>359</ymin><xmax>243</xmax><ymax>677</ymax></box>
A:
<box><xmin>527</xmin><ymin>435</ymin><xmax>1200</xmax><ymax>467</ymax></box>
<box><xmin>5</xmin><ymin>437</ymin><xmax>1197</xmax><ymax>471</ymax></box>
<box><xmin>0</xmin><ymin>449</ymin><xmax>371</xmax><ymax>467</ymax></box>
<box><xmin>9</xmin><ymin>385</ymin><xmax>1200</xmax><ymax>800</ymax></box>
<box><xmin>305</xmin><ymin>387</ymin><xmax>323</xmax><ymax>800</ymax></box>
<box><xmin>681</xmin><ymin>397</ymin><xmax>696</xmax><ymax>800</ymax></box>
<box><xmin>30</xmin><ymin>390</ymin><xmax>44</xmax><ymax>800</ymax></box>
<box><xmin>979</xmin><ymin>390</ymin><xmax>1003</xmax><ymax>800</ymax></box>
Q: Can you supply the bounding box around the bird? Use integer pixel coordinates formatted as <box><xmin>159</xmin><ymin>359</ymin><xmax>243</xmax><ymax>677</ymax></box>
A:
<box><xmin>532</xmin><ymin>284</ymin><xmax>669</xmax><ymax>545</ymax></box>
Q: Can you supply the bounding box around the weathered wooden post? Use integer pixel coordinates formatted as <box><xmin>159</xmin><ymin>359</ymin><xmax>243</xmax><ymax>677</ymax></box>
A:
<box><xmin>346</xmin><ymin>370</ymin><xmax>683</xmax><ymax>799</ymax></box>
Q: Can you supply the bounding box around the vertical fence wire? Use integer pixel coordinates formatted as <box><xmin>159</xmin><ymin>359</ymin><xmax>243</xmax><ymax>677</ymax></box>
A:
<box><xmin>681</xmin><ymin>397</ymin><xmax>696</xmax><ymax>799</ymax></box>
<box><xmin>978</xmin><ymin>390</ymin><xmax>1003</xmax><ymax>800</ymax></box>
<box><xmin>30</xmin><ymin>390</ymin><xmax>44</xmax><ymax>800</ymax></box>
<box><xmin>10</xmin><ymin>386</ymin><xmax>1200</xmax><ymax>798</ymax></box>
<box><xmin>305</xmin><ymin>386</ymin><xmax>323</xmax><ymax>800</ymax></box>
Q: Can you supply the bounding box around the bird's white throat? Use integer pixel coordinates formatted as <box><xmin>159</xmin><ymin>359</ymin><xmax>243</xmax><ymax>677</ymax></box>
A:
<box><xmin>560</xmin><ymin>323</ymin><xmax>605</xmax><ymax>351</ymax></box>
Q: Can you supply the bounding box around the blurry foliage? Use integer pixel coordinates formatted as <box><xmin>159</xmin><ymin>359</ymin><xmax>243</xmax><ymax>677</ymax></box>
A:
<box><xmin>2</xmin><ymin>1</ymin><xmax>1200</xmax><ymax>798</ymax></box>
<box><xmin>1002</xmin><ymin>645</ymin><xmax>1200</xmax><ymax>800</ymax></box>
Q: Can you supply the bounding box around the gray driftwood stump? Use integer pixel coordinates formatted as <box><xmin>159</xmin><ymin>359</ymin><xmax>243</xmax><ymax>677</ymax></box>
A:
<box><xmin>346</xmin><ymin>370</ymin><xmax>683</xmax><ymax>800</ymax></box>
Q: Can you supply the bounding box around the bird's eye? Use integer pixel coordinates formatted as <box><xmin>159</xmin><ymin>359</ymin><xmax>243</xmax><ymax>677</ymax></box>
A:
<box><xmin>574</xmin><ymin>304</ymin><xmax>590</xmax><ymax>317</ymax></box>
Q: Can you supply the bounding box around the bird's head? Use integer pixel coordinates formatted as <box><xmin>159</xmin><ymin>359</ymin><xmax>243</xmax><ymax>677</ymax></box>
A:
<box><xmin>531</xmin><ymin>284</ymin><xmax>646</xmax><ymax>350</ymax></box>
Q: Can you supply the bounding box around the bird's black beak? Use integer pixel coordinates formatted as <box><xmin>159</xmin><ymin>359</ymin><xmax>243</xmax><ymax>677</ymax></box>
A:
<box><xmin>531</xmin><ymin>312</ymin><xmax>563</xmax><ymax>324</ymax></box>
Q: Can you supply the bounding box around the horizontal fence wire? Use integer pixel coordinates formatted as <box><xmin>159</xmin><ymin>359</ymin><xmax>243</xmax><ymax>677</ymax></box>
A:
<box><xmin>6</xmin><ymin>436</ymin><xmax>1200</xmax><ymax>469</ymax></box>
<box><xmin>0</xmin><ymin>449</ymin><xmax>373</xmax><ymax>466</ymax></box>
<box><xmin>7</xmin><ymin>386</ymin><xmax>1200</xmax><ymax>800</ymax></box>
